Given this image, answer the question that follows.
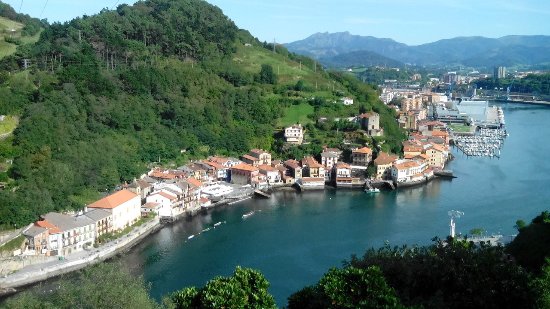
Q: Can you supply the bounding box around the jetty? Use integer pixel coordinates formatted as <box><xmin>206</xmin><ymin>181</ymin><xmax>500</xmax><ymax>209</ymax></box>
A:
<box><xmin>434</xmin><ymin>170</ymin><xmax>456</xmax><ymax>178</ymax></box>
<box><xmin>370</xmin><ymin>180</ymin><xmax>396</xmax><ymax>190</ymax></box>
<box><xmin>253</xmin><ymin>189</ymin><xmax>271</xmax><ymax>198</ymax></box>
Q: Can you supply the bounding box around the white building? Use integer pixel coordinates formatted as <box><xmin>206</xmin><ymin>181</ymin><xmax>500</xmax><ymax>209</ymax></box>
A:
<box><xmin>258</xmin><ymin>164</ymin><xmax>281</xmax><ymax>184</ymax></box>
<box><xmin>146</xmin><ymin>190</ymin><xmax>179</xmax><ymax>218</ymax></box>
<box><xmin>390</xmin><ymin>159</ymin><xmax>429</xmax><ymax>183</ymax></box>
<box><xmin>341</xmin><ymin>97</ymin><xmax>354</xmax><ymax>105</ymax></box>
<box><xmin>87</xmin><ymin>190</ymin><xmax>141</xmax><ymax>231</ymax></box>
<box><xmin>42</xmin><ymin>212</ymin><xmax>96</xmax><ymax>256</ymax></box>
<box><xmin>284</xmin><ymin>124</ymin><xmax>304</xmax><ymax>144</ymax></box>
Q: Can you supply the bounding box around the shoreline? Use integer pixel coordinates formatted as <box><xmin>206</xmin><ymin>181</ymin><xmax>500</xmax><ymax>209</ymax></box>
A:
<box><xmin>0</xmin><ymin>177</ymin><xmax>445</xmax><ymax>298</ymax></box>
<box><xmin>0</xmin><ymin>218</ymin><xmax>162</xmax><ymax>297</ymax></box>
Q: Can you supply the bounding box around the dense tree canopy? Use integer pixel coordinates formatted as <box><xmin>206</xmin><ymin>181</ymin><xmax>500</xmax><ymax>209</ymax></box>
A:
<box><xmin>2</xmin><ymin>263</ymin><xmax>157</xmax><ymax>309</ymax></box>
<box><xmin>169</xmin><ymin>266</ymin><xmax>276</xmax><ymax>309</ymax></box>
<box><xmin>507</xmin><ymin>211</ymin><xmax>550</xmax><ymax>273</ymax></box>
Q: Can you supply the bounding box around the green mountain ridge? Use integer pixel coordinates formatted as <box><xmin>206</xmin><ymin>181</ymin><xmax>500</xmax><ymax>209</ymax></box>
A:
<box><xmin>286</xmin><ymin>31</ymin><xmax>550</xmax><ymax>68</ymax></box>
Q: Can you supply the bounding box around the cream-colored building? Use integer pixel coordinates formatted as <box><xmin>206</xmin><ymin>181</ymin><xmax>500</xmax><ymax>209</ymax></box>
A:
<box><xmin>87</xmin><ymin>190</ymin><xmax>141</xmax><ymax>231</ymax></box>
<box><xmin>351</xmin><ymin>147</ymin><xmax>373</xmax><ymax>166</ymax></box>
<box><xmin>284</xmin><ymin>124</ymin><xmax>304</xmax><ymax>144</ymax></box>
<box><xmin>374</xmin><ymin>152</ymin><xmax>399</xmax><ymax>180</ymax></box>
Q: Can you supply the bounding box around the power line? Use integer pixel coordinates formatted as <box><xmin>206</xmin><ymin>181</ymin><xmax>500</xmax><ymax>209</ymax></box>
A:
<box><xmin>112</xmin><ymin>1</ymin><xmax>120</xmax><ymax>9</ymax></box>
<box><xmin>18</xmin><ymin>0</ymin><xmax>23</xmax><ymax>13</ymax></box>
<box><xmin>39</xmin><ymin>0</ymin><xmax>49</xmax><ymax>18</ymax></box>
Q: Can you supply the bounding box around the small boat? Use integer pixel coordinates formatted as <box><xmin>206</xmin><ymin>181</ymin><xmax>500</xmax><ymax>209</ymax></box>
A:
<box><xmin>214</xmin><ymin>222</ymin><xmax>222</xmax><ymax>227</ymax></box>
<box><xmin>365</xmin><ymin>188</ymin><xmax>380</xmax><ymax>193</ymax></box>
<box><xmin>187</xmin><ymin>234</ymin><xmax>195</xmax><ymax>240</ymax></box>
<box><xmin>242</xmin><ymin>211</ymin><xmax>255</xmax><ymax>219</ymax></box>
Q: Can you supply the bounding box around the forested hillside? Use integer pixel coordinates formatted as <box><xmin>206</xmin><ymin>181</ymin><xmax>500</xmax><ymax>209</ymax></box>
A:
<box><xmin>0</xmin><ymin>0</ymin><xmax>403</xmax><ymax>228</ymax></box>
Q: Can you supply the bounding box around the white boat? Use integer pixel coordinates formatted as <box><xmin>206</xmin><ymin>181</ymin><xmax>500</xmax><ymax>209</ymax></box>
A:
<box><xmin>365</xmin><ymin>188</ymin><xmax>380</xmax><ymax>193</ymax></box>
<box><xmin>187</xmin><ymin>234</ymin><xmax>195</xmax><ymax>240</ymax></box>
<box><xmin>242</xmin><ymin>211</ymin><xmax>255</xmax><ymax>219</ymax></box>
<box><xmin>214</xmin><ymin>222</ymin><xmax>222</xmax><ymax>227</ymax></box>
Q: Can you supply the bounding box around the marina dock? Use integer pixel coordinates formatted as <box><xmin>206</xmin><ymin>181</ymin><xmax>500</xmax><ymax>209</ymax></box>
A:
<box><xmin>454</xmin><ymin>128</ymin><xmax>507</xmax><ymax>157</ymax></box>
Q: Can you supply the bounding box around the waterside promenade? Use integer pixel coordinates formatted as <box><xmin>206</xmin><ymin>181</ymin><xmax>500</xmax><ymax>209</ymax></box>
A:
<box><xmin>0</xmin><ymin>217</ymin><xmax>160</xmax><ymax>295</ymax></box>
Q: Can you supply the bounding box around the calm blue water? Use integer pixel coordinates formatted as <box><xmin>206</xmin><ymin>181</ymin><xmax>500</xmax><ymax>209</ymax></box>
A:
<box><xmin>120</xmin><ymin>103</ymin><xmax>550</xmax><ymax>306</ymax></box>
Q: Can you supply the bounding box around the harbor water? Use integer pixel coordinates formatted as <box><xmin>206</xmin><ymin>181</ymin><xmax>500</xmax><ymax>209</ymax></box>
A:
<box><xmin>109</xmin><ymin>103</ymin><xmax>550</xmax><ymax>305</ymax></box>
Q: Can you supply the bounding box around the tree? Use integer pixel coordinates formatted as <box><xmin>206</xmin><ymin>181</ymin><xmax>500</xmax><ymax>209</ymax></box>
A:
<box><xmin>3</xmin><ymin>262</ymin><xmax>157</xmax><ymax>309</ymax></box>
<box><xmin>169</xmin><ymin>266</ymin><xmax>276</xmax><ymax>309</ymax></box>
<box><xmin>507</xmin><ymin>211</ymin><xmax>550</xmax><ymax>273</ymax></box>
<box><xmin>257</xmin><ymin>64</ymin><xmax>277</xmax><ymax>84</ymax></box>
<box><xmin>288</xmin><ymin>266</ymin><xmax>405</xmax><ymax>309</ymax></box>
<box><xmin>531</xmin><ymin>259</ymin><xmax>550</xmax><ymax>309</ymax></box>
<box><xmin>346</xmin><ymin>238</ymin><xmax>536</xmax><ymax>309</ymax></box>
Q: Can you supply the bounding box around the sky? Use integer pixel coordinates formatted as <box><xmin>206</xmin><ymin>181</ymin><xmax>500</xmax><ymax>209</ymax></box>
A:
<box><xmin>4</xmin><ymin>0</ymin><xmax>550</xmax><ymax>45</ymax></box>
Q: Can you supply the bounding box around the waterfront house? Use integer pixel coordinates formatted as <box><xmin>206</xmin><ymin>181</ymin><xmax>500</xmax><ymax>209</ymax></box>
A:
<box><xmin>249</xmin><ymin>149</ymin><xmax>272</xmax><ymax>166</ymax></box>
<box><xmin>230</xmin><ymin>163</ymin><xmax>259</xmax><ymax>185</ymax></box>
<box><xmin>321</xmin><ymin>147</ymin><xmax>342</xmax><ymax>179</ymax></box>
<box><xmin>258</xmin><ymin>164</ymin><xmax>282</xmax><ymax>184</ymax></box>
<box><xmin>284</xmin><ymin>159</ymin><xmax>302</xmax><ymax>180</ymax></box>
<box><xmin>321</xmin><ymin>148</ymin><xmax>342</xmax><ymax>166</ymax></box>
<box><xmin>357</xmin><ymin>112</ymin><xmax>383</xmax><ymax>136</ymax></box>
<box><xmin>84</xmin><ymin>208</ymin><xmax>113</xmax><ymax>238</ymax></box>
<box><xmin>284</xmin><ymin>124</ymin><xmax>304</xmax><ymax>144</ymax></box>
<box><xmin>301</xmin><ymin>156</ymin><xmax>325</xmax><ymax>179</ymax></box>
<box><xmin>87</xmin><ymin>190</ymin><xmax>141</xmax><ymax>232</ymax></box>
<box><xmin>176</xmin><ymin>180</ymin><xmax>200</xmax><ymax>212</ymax></box>
<box><xmin>23</xmin><ymin>221</ymin><xmax>62</xmax><ymax>256</ymax></box>
<box><xmin>296</xmin><ymin>177</ymin><xmax>325</xmax><ymax>190</ymax></box>
<box><xmin>390</xmin><ymin>159</ymin><xmax>429</xmax><ymax>184</ymax></box>
<box><xmin>333</xmin><ymin>162</ymin><xmax>352</xmax><ymax>179</ymax></box>
<box><xmin>42</xmin><ymin>212</ymin><xmax>96</xmax><ymax>256</ymax></box>
<box><xmin>146</xmin><ymin>190</ymin><xmax>178</xmax><ymax>218</ymax></box>
<box><xmin>351</xmin><ymin>147</ymin><xmax>373</xmax><ymax>167</ymax></box>
<box><xmin>374</xmin><ymin>152</ymin><xmax>399</xmax><ymax>180</ymax></box>
<box><xmin>425</xmin><ymin>144</ymin><xmax>448</xmax><ymax>169</ymax></box>
<box><xmin>199</xmin><ymin>197</ymin><xmax>212</xmax><ymax>208</ymax></box>
<box><xmin>141</xmin><ymin>202</ymin><xmax>161</xmax><ymax>217</ymax></box>
<box><xmin>332</xmin><ymin>162</ymin><xmax>362</xmax><ymax>187</ymax></box>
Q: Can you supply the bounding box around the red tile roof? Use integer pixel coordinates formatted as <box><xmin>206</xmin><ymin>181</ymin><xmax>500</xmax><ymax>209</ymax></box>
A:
<box><xmin>231</xmin><ymin>163</ymin><xmax>259</xmax><ymax>172</ymax></box>
<box><xmin>302</xmin><ymin>156</ymin><xmax>322</xmax><ymax>169</ymax></box>
<box><xmin>258</xmin><ymin>164</ymin><xmax>277</xmax><ymax>172</ymax></box>
<box><xmin>241</xmin><ymin>154</ymin><xmax>259</xmax><ymax>162</ymax></box>
<box><xmin>36</xmin><ymin>220</ymin><xmax>62</xmax><ymax>234</ymax></box>
<box><xmin>374</xmin><ymin>152</ymin><xmax>399</xmax><ymax>166</ymax></box>
<box><xmin>353</xmin><ymin>147</ymin><xmax>373</xmax><ymax>154</ymax></box>
<box><xmin>284</xmin><ymin>159</ymin><xmax>301</xmax><ymax>169</ymax></box>
<box><xmin>88</xmin><ymin>190</ymin><xmax>138</xmax><ymax>209</ymax></box>
<box><xmin>186</xmin><ymin>177</ymin><xmax>203</xmax><ymax>188</ymax></box>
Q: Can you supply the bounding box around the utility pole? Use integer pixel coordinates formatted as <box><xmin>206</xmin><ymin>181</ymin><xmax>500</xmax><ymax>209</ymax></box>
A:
<box><xmin>78</xmin><ymin>30</ymin><xmax>82</xmax><ymax>43</ymax></box>
<box><xmin>273</xmin><ymin>38</ymin><xmax>276</xmax><ymax>53</ymax></box>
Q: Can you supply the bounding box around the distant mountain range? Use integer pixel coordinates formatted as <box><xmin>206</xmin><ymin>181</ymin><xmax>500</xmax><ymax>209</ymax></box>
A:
<box><xmin>285</xmin><ymin>32</ymin><xmax>550</xmax><ymax>68</ymax></box>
